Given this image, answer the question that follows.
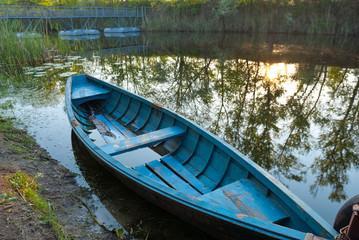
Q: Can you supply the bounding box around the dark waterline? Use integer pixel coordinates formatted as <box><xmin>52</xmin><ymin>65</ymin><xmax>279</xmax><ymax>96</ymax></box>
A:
<box><xmin>1</xmin><ymin>32</ymin><xmax>359</xmax><ymax>237</ymax></box>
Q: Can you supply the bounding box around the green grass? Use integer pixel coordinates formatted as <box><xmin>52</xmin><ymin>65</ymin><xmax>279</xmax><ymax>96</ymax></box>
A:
<box><xmin>5</xmin><ymin>171</ymin><xmax>70</xmax><ymax>239</ymax></box>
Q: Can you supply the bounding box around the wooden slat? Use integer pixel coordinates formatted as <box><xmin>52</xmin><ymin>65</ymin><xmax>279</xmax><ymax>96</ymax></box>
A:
<box><xmin>122</xmin><ymin>101</ymin><xmax>141</xmax><ymax>125</ymax></box>
<box><xmin>195</xmin><ymin>144</ymin><xmax>214</xmax><ymax>177</ymax></box>
<box><xmin>211</xmin><ymin>156</ymin><xmax>231</xmax><ymax>190</ymax></box>
<box><xmin>199</xmin><ymin>180</ymin><xmax>289</xmax><ymax>223</ymax></box>
<box><xmin>147</xmin><ymin>160</ymin><xmax>201</xmax><ymax>196</ymax></box>
<box><xmin>113</xmin><ymin>95</ymin><xmax>130</xmax><ymax>120</ymax></box>
<box><xmin>133</xmin><ymin>106</ymin><xmax>152</xmax><ymax>132</ymax></box>
<box><xmin>161</xmin><ymin>155</ymin><xmax>210</xmax><ymax>194</ymax></box>
<box><xmin>176</xmin><ymin>133</ymin><xmax>200</xmax><ymax>164</ymax></box>
<box><xmin>100</xmin><ymin>126</ymin><xmax>185</xmax><ymax>156</ymax></box>
<box><xmin>153</xmin><ymin>112</ymin><xmax>163</xmax><ymax>130</ymax></box>
<box><xmin>133</xmin><ymin>165</ymin><xmax>167</xmax><ymax>186</ymax></box>
<box><xmin>104</xmin><ymin>114</ymin><xmax>136</xmax><ymax>138</ymax></box>
<box><xmin>94</xmin><ymin>114</ymin><xmax>127</xmax><ymax>141</ymax></box>
<box><xmin>105</xmin><ymin>93</ymin><xmax>121</xmax><ymax>115</ymax></box>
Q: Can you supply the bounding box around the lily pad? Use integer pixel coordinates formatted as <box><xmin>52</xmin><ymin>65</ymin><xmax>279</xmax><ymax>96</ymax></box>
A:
<box><xmin>43</xmin><ymin>63</ymin><xmax>56</xmax><ymax>66</ymax></box>
<box><xmin>59</xmin><ymin>72</ymin><xmax>77</xmax><ymax>77</ymax></box>
<box><xmin>34</xmin><ymin>73</ymin><xmax>46</xmax><ymax>77</ymax></box>
<box><xmin>67</xmin><ymin>56</ymin><xmax>82</xmax><ymax>60</ymax></box>
<box><xmin>54</xmin><ymin>65</ymin><xmax>67</xmax><ymax>69</ymax></box>
<box><xmin>34</xmin><ymin>66</ymin><xmax>48</xmax><ymax>71</ymax></box>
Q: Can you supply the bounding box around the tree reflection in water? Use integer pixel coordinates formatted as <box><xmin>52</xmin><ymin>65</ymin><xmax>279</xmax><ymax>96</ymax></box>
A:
<box><xmin>81</xmin><ymin>48</ymin><xmax>359</xmax><ymax>203</ymax></box>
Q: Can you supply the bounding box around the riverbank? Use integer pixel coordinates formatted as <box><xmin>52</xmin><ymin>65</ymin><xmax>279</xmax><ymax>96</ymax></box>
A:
<box><xmin>0</xmin><ymin>117</ymin><xmax>120</xmax><ymax>239</ymax></box>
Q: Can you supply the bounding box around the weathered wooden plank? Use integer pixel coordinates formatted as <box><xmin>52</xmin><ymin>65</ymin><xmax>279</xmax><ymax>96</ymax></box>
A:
<box><xmin>161</xmin><ymin>155</ymin><xmax>210</xmax><ymax>194</ymax></box>
<box><xmin>93</xmin><ymin>114</ymin><xmax>126</xmax><ymax>142</ymax></box>
<box><xmin>133</xmin><ymin>165</ymin><xmax>167</xmax><ymax>186</ymax></box>
<box><xmin>104</xmin><ymin>114</ymin><xmax>136</xmax><ymax>138</ymax></box>
<box><xmin>122</xmin><ymin>100</ymin><xmax>141</xmax><ymax>125</ymax></box>
<box><xmin>147</xmin><ymin>160</ymin><xmax>201</xmax><ymax>196</ymax></box>
<box><xmin>112</xmin><ymin>94</ymin><xmax>130</xmax><ymax>120</ymax></box>
<box><xmin>100</xmin><ymin>126</ymin><xmax>185</xmax><ymax>156</ymax></box>
<box><xmin>132</xmin><ymin>104</ymin><xmax>152</xmax><ymax>132</ymax></box>
<box><xmin>199</xmin><ymin>179</ymin><xmax>289</xmax><ymax>223</ymax></box>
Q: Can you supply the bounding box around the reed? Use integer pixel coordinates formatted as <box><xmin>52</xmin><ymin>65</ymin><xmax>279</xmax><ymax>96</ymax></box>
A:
<box><xmin>0</xmin><ymin>21</ymin><xmax>49</xmax><ymax>73</ymax></box>
<box><xmin>0</xmin><ymin>20</ymin><xmax>72</xmax><ymax>88</ymax></box>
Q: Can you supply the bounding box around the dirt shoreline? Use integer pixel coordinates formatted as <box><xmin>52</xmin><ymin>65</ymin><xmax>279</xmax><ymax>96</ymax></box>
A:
<box><xmin>0</xmin><ymin>119</ymin><xmax>119</xmax><ymax>240</ymax></box>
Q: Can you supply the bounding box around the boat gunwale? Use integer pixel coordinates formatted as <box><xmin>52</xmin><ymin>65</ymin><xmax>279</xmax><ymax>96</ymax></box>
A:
<box><xmin>65</xmin><ymin>74</ymin><xmax>337</xmax><ymax>239</ymax></box>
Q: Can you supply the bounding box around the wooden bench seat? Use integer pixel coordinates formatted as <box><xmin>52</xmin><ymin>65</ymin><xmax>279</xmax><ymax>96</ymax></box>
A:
<box><xmin>72</xmin><ymin>83</ymin><xmax>110</xmax><ymax>100</ymax></box>
<box><xmin>100</xmin><ymin>126</ymin><xmax>186</xmax><ymax>156</ymax></box>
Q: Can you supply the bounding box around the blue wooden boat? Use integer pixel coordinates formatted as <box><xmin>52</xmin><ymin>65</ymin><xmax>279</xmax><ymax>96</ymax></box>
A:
<box><xmin>65</xmin><ymin>74</ymin><xmax>338</xmax><ymax>240</ymax></box>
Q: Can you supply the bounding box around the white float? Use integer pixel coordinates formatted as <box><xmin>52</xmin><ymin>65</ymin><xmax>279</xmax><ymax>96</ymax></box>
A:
<box><xmin>16</xmin><ymin>32</ymin><xmax>42</xmax><ymax>38</ymax></box>
<box><xmin>59</xmin><ymin>29</ymin><xmax>100</xmax><ymax>36</ymax></box>
<box><xmin>59</xmin><ymin>34</ymin><xmax>100</xmax><ymax>41</ymax></box>
<box><xmin>104</xmin><ymin>32</ymin><xmax>140</xmax><ymax>38</ymax></box>
<box><xmin>104</xmin><ymin>27</ymin><xmax>140</xmax><ymax>33</ymax></box>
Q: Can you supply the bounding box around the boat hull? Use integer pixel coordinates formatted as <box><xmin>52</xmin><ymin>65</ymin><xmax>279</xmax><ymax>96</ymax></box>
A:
<box><xmin>66</xmin><ymin>74</ymin><xmax>338</xmax><ymax>240</ymax></box>
<box><xmin>74</xmin><ymin>129</ymin><xmax>296</xmax><ymax>240</ymax></box>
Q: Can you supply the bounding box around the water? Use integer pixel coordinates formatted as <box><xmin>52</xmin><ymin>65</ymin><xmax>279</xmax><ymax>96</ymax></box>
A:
<box><xmin>1</xmin><ymin>32</ymin><xmax>359</xmax><ymax>237</ymax></box>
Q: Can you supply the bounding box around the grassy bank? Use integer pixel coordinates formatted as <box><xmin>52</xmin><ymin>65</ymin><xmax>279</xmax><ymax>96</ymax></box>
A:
<box><xmin>0</xmin><ymin>115</ymin><xmax>70</xmax><ymax>239</ymax></box>
<box><xmin>6</xmin><ymin>170</ymin><xmax>70</xmax><ymax>239</ymax></box>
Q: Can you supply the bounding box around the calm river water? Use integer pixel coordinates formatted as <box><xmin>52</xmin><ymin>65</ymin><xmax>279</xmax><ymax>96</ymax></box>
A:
<box><xmin>1</xmin><ymin>32</ymin><xmax>359</xmax><ymax>239</ymax></box>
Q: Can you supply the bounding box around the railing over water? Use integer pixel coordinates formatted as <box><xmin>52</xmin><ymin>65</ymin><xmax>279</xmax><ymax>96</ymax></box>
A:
<box><xmin>0</xmin><ymin>5</ymin><xmax>146</xmax><ymax>19</ymax></box>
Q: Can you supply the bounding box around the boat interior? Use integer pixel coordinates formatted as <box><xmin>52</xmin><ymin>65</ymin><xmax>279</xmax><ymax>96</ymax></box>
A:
<box><xmin>70</xmin><ymin>75</ymin><xmax>315</xmax><ymax>233</ymax></box>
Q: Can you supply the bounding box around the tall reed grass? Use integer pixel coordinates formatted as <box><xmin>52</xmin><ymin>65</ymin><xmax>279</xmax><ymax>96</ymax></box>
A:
<box><xmin>0</xmin><ymin>20</ymin><xmax>71</xmax><ymax>87</ymax></box>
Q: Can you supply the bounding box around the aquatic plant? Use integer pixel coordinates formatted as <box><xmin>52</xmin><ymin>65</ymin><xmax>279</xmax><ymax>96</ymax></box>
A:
<box><xmin>0</xmin><ymin>19</ymin><xmax>73</xmax><ymax>88</ymax></box>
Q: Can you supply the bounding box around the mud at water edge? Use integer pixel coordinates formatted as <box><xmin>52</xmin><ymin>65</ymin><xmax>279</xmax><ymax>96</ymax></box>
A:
<box><xmin>0</xmin><ymin>118</ymin><xmax>120</xmax><ymax>240</ymax></box>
